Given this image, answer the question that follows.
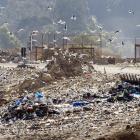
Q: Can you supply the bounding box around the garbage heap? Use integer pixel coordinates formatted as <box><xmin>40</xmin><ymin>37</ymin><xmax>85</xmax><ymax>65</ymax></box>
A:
<box><xmin>15</xmin><ymin>50</ymin><xmax>95</xmax><ymax>94</ymax></box>
<box><xmin>0</xmin><ymin>68</ymin><xmax>44</xmax><ymax>102</ymax></box>
<box><xmin>0</xmin><ymin>91</ymin><xmax>51</xmax><ymax>123</ymax></box>
<box><xmin>17</xmin><ymin>72</ymin><xmax>53</xmax><ymax>94</ymax></box>
<box><xmin>47</xmin><ymin>50</ymin><xmax>94</xmax><ymax>79</ymax></box>
<box><xmin>1</xmin><ymin>72</ymin><xmax>140</xmax><ymax>139</ymax></box>
<box><xmin>0</xmin><ymin>48</ymin><xmax>21</xmax><ymax>63</ymax></box>
<box><xmin>1</xmin><ymin>81</ymin><xmax>140</xmax><ymax>123</ymax></box>
<box><xmin>4</xmin><ymin>68</ymin><xmax>54</xmax><ymax>96</ymax></box>
<box><xmin>107</xmin><ymin>82</ymin><xmax>140</xmax><ymax>103</ymax></box>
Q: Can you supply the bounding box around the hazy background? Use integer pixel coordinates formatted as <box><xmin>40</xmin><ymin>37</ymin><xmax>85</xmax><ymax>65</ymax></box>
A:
<box><xmin>0</xmin><ymin>0</ymin><xmax>139</xmax><ymax>37</ymax></box>
<box><xmin>88</xmin><ymin>0</ymin><xmax>140</xmax><ymax>37</ymax></box>
<box><xmin>0</xmin><ymin>0</ymin><xmax>139</xmax><ymax>57</ymax></box>
<box><xmin>0</xmin><ymin>0</ymin><xmax>140</xmax><ymax>37</ymax></box>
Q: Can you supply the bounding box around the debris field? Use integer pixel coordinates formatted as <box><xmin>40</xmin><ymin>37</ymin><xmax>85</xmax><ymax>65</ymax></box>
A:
<box><xmin>0</xmin><ymin>52</ymin><xmax>139</xmax><ymax>140</ymax></box>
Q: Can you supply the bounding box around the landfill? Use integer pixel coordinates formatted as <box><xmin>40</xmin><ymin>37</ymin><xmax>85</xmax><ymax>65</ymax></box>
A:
<box><xmin>0</xmin><ymin>52</ymin><xmax>139</xmax><ymax>139</ymax></box>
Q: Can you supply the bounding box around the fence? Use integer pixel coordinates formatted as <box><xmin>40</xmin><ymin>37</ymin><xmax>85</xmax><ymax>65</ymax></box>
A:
<box><xmin>27</xmin><ymin>33</ymin><xmax>101</xmax><ymax>61</ymax></box>
<box><xmin>27</xmin><ymin>32</ymin><xmax>140</xmax><ymax>62</ymax></box>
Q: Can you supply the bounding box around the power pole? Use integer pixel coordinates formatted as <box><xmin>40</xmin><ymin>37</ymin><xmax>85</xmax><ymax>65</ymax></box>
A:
<box><xmin>30</xmin><ymin>33</ymin><xmax>33</xmax><ymax>61</ymax></box>
<box><xmin>63</xmin><ymin>34</ymin><xmax>65</xmax><ymax>50</ymax></box>
<box><xmin>81</xmin><ymin>35</ymin><xmax>84</xmax><ymax>53</ymax></box>
<box><xmin>135</xmin><ymin>38</ymin><xmax>137</xmax><ymax>63</ymax></box>
<box><xmin>99</xmin><ymin>32</ymin><xmax>102</xmax><ymax>58</ymax></box>
<box><xmin>35</xmin><ymin>46</ymin><xmax>37</xmax><ymax>61</ymax></box>
<box><xmin>53</xmin><ymin>33</ymin><xmax>56</xmax><ymax>47</ymax></box>
<box><xmin>41</xmin><ymin>33</ymin><xmax>44</xmax><ymax>48</ymax></box>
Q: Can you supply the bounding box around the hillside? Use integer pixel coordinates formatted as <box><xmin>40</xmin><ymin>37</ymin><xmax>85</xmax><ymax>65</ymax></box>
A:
<box><xmin>0</xmin><ymin>0</ymin><xmax>139</xmax><ymax>48</ymax></box>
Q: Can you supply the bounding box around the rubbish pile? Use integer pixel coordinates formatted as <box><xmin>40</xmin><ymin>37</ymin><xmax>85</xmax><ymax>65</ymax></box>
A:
<box><xmin>0</xmin><ymin>67</ymin><xmax>140</xmax><ymax>139</ymax></box>
<box><xmin>3</xmin><ymin>68</ymin><xmax>139</xmax><ymax>124</ymax></box>
<box><xmin>108</xmin><ymin>82</ymin><xmax>140</xmax><ymax>102</ymax></box>
<box><xmin>0</xmin><ymin>49</ymin><xmax>21</xmax><ymax>63</ymax></box>
<box><xmin>0</xmin><ymin>67</ymin><xmax>41</xmax><ymax>100</ymax></box>
<box><xmin>0</xmin><ymin>92</ymin><xmax>92</xmax><ymax>123</ymax></box>
<box><xmin>1</xmin><ymin>91</ymin><xmax>49</xmax><ymax>123</ymax></box>
<box><xmin>47</xmin><ymin>50</ymin><xmax>94</xmax><ymax>79</ymax></box>
<box><xmin>0</xmin><ymin>58</ymin><xmax>140</xmax><ymax>140</ymax></box>
<box><xmin>3</xmin><ymin>68</ymin><xmax>53</xmax><ymax>96</ymax></box>
<box><xmin>0</xmin><ymin>68</ymin><xmax>41</xmax><ymax>99</ymax></box>
<box><xmin>1</xmin><ymin>50</ymin><xmax>95</xmax><ymax>97</ymax></box>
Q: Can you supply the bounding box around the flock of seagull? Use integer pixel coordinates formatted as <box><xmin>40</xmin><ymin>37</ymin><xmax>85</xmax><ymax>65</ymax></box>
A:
<box><xmin>47</xmin><ymin>5</ymin><xmax>137</xmax><ymax>47</ymax></box>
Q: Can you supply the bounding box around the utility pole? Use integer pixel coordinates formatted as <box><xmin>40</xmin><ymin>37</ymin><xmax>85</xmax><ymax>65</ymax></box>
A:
<box><xmin>35</xmin><ymin>46</ymin><xmax>37</xmax><ymax>61</ymax></box>
<box><xmin>135</xmin><ymin>38</ymin><xmax>137</xmax><ymax>63</ymax></box>
<box><xmin>81</xmin><ymin>35</ymin><xmax>84</xmax><ymax>53</ymax></box>
<box><xmin>63</xmin><ymin>23</ymin><xmax>67</xmax><ymax>50</ymax></box>
<box><xmin>62</xmin><ymin>34</ymin><xmax>65</xmax><ymax>50</ymax></box>
<box><xmin>41</xmin><ymin>33</ymin><xmax>45</xmax><ymax>61</ymax></box>
<box><xmin>53</xmin><ymin>33</ymin><xmax>56</xmax><ymax>47</ymax></box>
<box><xmin>30</xmin><ymin>33</ymin><xmax>33</xmax><ymax>61</ymax></box>
<box><xmin>41</xmin><ymin>33</ymin><xmax>44</xmax><ymax>48</ymax></box>
<box><xmin>99</xmin><ymin>32</ymin><xmax>102</xmax><ymax>58</ymax></box>
<box><xmin>47</xmin><ymin>33</ymin><xmax>50</xmax><ymax>47</ymax></box>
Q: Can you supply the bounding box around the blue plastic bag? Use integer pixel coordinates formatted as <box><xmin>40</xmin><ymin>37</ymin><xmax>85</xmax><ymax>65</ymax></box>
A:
<box><xmin>72</xmin><ymin>101</ymin><xmax>89</xmax><ymax>107</ymax></box>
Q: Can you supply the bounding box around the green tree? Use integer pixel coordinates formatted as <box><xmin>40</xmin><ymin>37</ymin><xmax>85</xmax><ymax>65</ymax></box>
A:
<box><xmin>0</xmin><ymin>24</ymin><xmax>21</xmax><ymax>48</ymax></box>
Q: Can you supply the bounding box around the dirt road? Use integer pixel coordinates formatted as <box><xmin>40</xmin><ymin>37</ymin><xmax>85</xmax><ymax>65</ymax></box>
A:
<box><xmin>0</xmin><ymin>62</ymin><xmax>46</xmax><ymax>69</ymax></box>
<box><xmin>0</xmin><ymin>63</ymin><xmax>139</xmax><ymax>75</ymax></box>
<box><xmin>94</xmin><ymin>64</ymin><xmax>140</xmax><ymax>75</ymax></box>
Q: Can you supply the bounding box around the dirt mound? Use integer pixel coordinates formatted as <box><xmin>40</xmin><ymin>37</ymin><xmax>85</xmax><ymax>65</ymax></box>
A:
<box><xmin>97</xmin><ymin>124</ymin><xmax>140</xmax><ymax>140</ymax></box>
<box><xmin>17</xmin><ymin>73</ymin><xmax>53</xmax><ymax>93</ymax></box>
<box><xmin>47</xmin><ymin>50</ymin><xmax>94</xmax><ymax>79</ymax></box>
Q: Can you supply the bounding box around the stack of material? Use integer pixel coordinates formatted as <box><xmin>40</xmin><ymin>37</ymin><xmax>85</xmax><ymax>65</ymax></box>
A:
<box><xmin>1</xmin><ymin>91</ymin><xmax>48</xmax><ymax>123</ymax></box>
<box><xmin>18</xmin><ymin>73</ymin><xmax>53</xmax><ymax>93</ymax></box>
<box><xmin>107</xmin><ymin>82</ymin><xmax>140</xmax><ymax>102</ymax></box>
<box><xmin>1</xmin><ymin>68</ymin><xmax>140</xmax><ymax>140</ymax></box>
<box><xmin>47</xmin><ymin>50</ymin><xmax>94</xmax><ymax>79</ymax></box>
